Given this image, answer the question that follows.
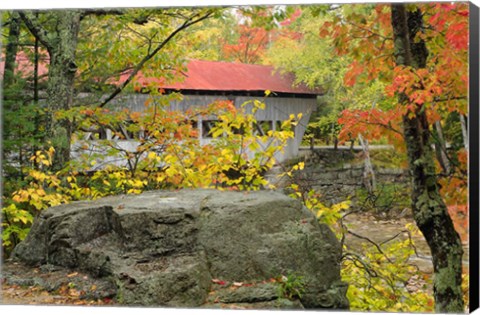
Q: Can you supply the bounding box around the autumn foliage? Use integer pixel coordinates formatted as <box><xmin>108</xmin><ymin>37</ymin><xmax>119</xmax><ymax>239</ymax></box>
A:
<box><xmin>314</xmin><ymin>4</ymin><xmax>469</xmax><ymax>311</ymax></box>
<box><xmin>222</xmin><ymin>25</ymin><xmax>270</xmax><ymax>64</ymax></box>
<box><xmin>323</xmin><ymin>3</ymin><xmax>469</xmax><ymax>207</ymax></box>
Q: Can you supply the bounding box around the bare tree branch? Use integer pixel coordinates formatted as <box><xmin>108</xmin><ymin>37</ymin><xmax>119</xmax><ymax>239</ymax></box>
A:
<box><xmin>18</xmin><ymin>11</ymin><xmax>53</xmax><ymax>52</ymax></box>
<box><xmin>347</xmin><ymin>230</ymin><xmax>394</xmax><ymax>263</ymax></box>
<box><xmin>80</xmin><ymin>9</ymin><xmax>124</xmax><ymax>20</ymax></box>
<box><xmin>358</xmin><ymin>119</ymin><xmax>403</xmax><ymax>136</ymax></box>
<box><xmin>98</xmin><ymin>10</ymin><xmax>215</xmax><ymax>108</ymax></box>
<box><xmin>433</xmin><ymin>96</ymin><xmax>467</xmax><ymax>102</ymax></box>
<box><xmin>345</xmin><ymin>20</ymin><xmax>393</xmax><ymax>41</ymax></box>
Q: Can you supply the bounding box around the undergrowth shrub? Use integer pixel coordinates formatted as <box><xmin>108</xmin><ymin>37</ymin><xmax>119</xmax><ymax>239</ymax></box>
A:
<box><xmin>286</xmin><ymin>182</ymin><xmax>436</xmax><ymax>312</ymax></box>
<box><xmin>2</xmin><ymin>99</ymin><xmax>301</xmax><ymax>255</ymax></box>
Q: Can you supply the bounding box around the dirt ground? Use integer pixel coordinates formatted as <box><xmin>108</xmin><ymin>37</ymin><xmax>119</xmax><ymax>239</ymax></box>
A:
<box><xmin>1</xmin><ymin>262</ymin><xmax>117</xmax><ymax>306</ymax></box>
<box><xmin>342</xmin><ymin>209</ymin><xmax>470</xmax><ymax>273</ymax></box>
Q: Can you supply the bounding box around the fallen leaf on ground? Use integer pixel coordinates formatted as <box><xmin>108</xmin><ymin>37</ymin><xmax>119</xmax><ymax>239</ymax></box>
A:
<box><xmin>212</xmin><ymin>279</ymin><xmax>226</xmax><ymax>285</ymax></box>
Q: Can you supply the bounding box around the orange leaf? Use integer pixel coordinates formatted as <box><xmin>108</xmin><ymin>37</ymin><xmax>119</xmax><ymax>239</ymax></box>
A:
<box><xmin>343</xmin><ymin>61</ymin><xmax>364</xmax><ymax>87</ymax></box>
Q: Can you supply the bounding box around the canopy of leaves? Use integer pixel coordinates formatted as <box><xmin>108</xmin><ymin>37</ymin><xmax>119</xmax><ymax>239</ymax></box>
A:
<box><xmin>74</xmin><ymin>8</ymin><xmax>218</xmax><ymax>103</ymax></box>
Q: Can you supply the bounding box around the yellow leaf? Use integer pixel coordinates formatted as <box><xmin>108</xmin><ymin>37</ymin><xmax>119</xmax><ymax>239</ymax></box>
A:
<box><xmin>30</xmin><ymin>193</ymin><xmax>39</xmax><ymax>201</ymax></box>
<box><xmin>148</xmin><ymin>152</ymin><xmax>157</xmax><ymax>160</ymax></box>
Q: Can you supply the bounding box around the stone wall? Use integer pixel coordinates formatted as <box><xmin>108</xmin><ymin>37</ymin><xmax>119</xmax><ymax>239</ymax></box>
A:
<box><xmin>282</xmin><ymin>148</ymin><xmax>410</xmax><ymax>208</ymax></box>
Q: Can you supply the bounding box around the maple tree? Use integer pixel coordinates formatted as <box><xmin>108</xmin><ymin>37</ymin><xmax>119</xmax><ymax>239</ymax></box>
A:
<box><xmin>180</xmin><ymin>6</ymin><xmax>297</xmax><ymax>65</ymax></box>
<box><xmin>222</xmin><ymin>24</ymin><xmax>270</xmax><ymax>64</ymax></box>
<box><xmin>315</xmin><ymin>3</ymin><xmax>469</xmax><ymax>312</ymax></box>
<box><xmin>265</xmin><ymin>6</ymin><xmax>396</xmax><ymax>147</ymax></box>
<box><xmin>221</xmin><ymin>6</ymin><xmax>300</xmax><ymax>65</ymax></box>
<box><xmin>265</xmin><ymin>3</ymin><xmax>470</xmax><ymax>312</ymax></box>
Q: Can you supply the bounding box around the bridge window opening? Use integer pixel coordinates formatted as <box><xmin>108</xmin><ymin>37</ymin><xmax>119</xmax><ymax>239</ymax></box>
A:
<box><xmin>202</xmin><ymin>120</ymin><xmax>218</xmax><ymax>138</ymax></box>
<box><xmin>254</xmin><ymin>121</ymin><xmax>273</xmax><ymax>136</ymax></box>
<box><xmin>85</xmin><ymin>127</ymin><xmax>108</xmax><ymax>140</ymax></box>
<box><xmin>275</xmin><ymin>120</ymin><xmax>296</xmax><ymax>135</ymax></box>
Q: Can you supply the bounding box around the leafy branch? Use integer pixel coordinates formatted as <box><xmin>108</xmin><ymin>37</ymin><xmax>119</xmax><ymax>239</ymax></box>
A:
<box><xmin>98</xmin><ymin>10</ymin><xmax>215</xmax><ymax>108</ymax></box>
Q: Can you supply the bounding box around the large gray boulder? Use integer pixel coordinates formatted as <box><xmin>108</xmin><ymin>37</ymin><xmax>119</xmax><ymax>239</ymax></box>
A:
<box><xmin>12</xmin><ymin>189</ymin><xmax>348</xmax><ymax>309</ymax></box>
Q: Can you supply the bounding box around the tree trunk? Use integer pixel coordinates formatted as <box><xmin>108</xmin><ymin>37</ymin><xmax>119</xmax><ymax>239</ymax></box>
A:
<box><xmin>33</xmin><ymin>13</ymin><xmax>40</xmax><ymax>104</ymax></box>
<box><xmin>44</xmin><ymin>11</ymin><xmax>81</xmax><ymax>168</ymax></box>
<box><xmin>434</xmin><ymin>120</ymin><xmax>451</xmax><ymax>174</ymax></box>
<box><xmin>3</xmin><ymin>12</ymin><xmax>22</xmax><ymax>169</ymax></box>
<box><xmin>459</xmin><ymin>114</ymin><xmax>468</xmax><ymax>150</ymax></box>
<box><xmin>358</xmin><ymin>133</ymin><xmax>376</xmax><ymax>194</ymax></box>
<box><xmin>3</xmin><ymin>12</ymin><xmax>21</xmax><ymax>88</ymax></box>
<box><xmin>391</xmin><ymin>4</ymin><xmax>464</xmax><ymax>312</ymax></box>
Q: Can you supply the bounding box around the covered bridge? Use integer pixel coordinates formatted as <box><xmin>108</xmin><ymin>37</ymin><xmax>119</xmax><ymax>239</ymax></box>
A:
<box><xmin>1</xmin><ymin>54</ymin><xmax>321</xmax><ymax>163</ymax></box>
<box><xmin>90</xmin><ymin>59</ymin><xmax>322</xmax><ymax>163</ymax></box>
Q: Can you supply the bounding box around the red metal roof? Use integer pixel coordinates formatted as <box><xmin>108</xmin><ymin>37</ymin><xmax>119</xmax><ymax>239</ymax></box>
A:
<box><xmin>126</xmin><ymin>60</ymin><xmax>321</xmax><ymax>95</ymax></box>
<box><xmin>2</xmin><ymin>53</ymin><xmax>321</xmax><ymax>95</ymax></box>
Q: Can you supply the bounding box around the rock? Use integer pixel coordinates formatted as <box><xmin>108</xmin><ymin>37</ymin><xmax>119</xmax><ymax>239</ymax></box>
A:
<box><xmin>12</xmin><ymin>189</ymin><xmax>348</xmax><ymax>309</ymax></box>
<box><xmin>214</xmin><ymin>283</ymin><xmax>279</xmax><ymax>303</ymax></box>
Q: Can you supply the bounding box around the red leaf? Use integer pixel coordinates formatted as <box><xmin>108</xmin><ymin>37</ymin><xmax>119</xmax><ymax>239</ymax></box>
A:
<box><xmin>446</xmin><ymin>22</ymin><xmax>468</xmax><ymax>50</ymax></box>
<box><xmin>212</xmin><ymin>279</ymin><xmax>227</xmax><ymax>285</ymax></box>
